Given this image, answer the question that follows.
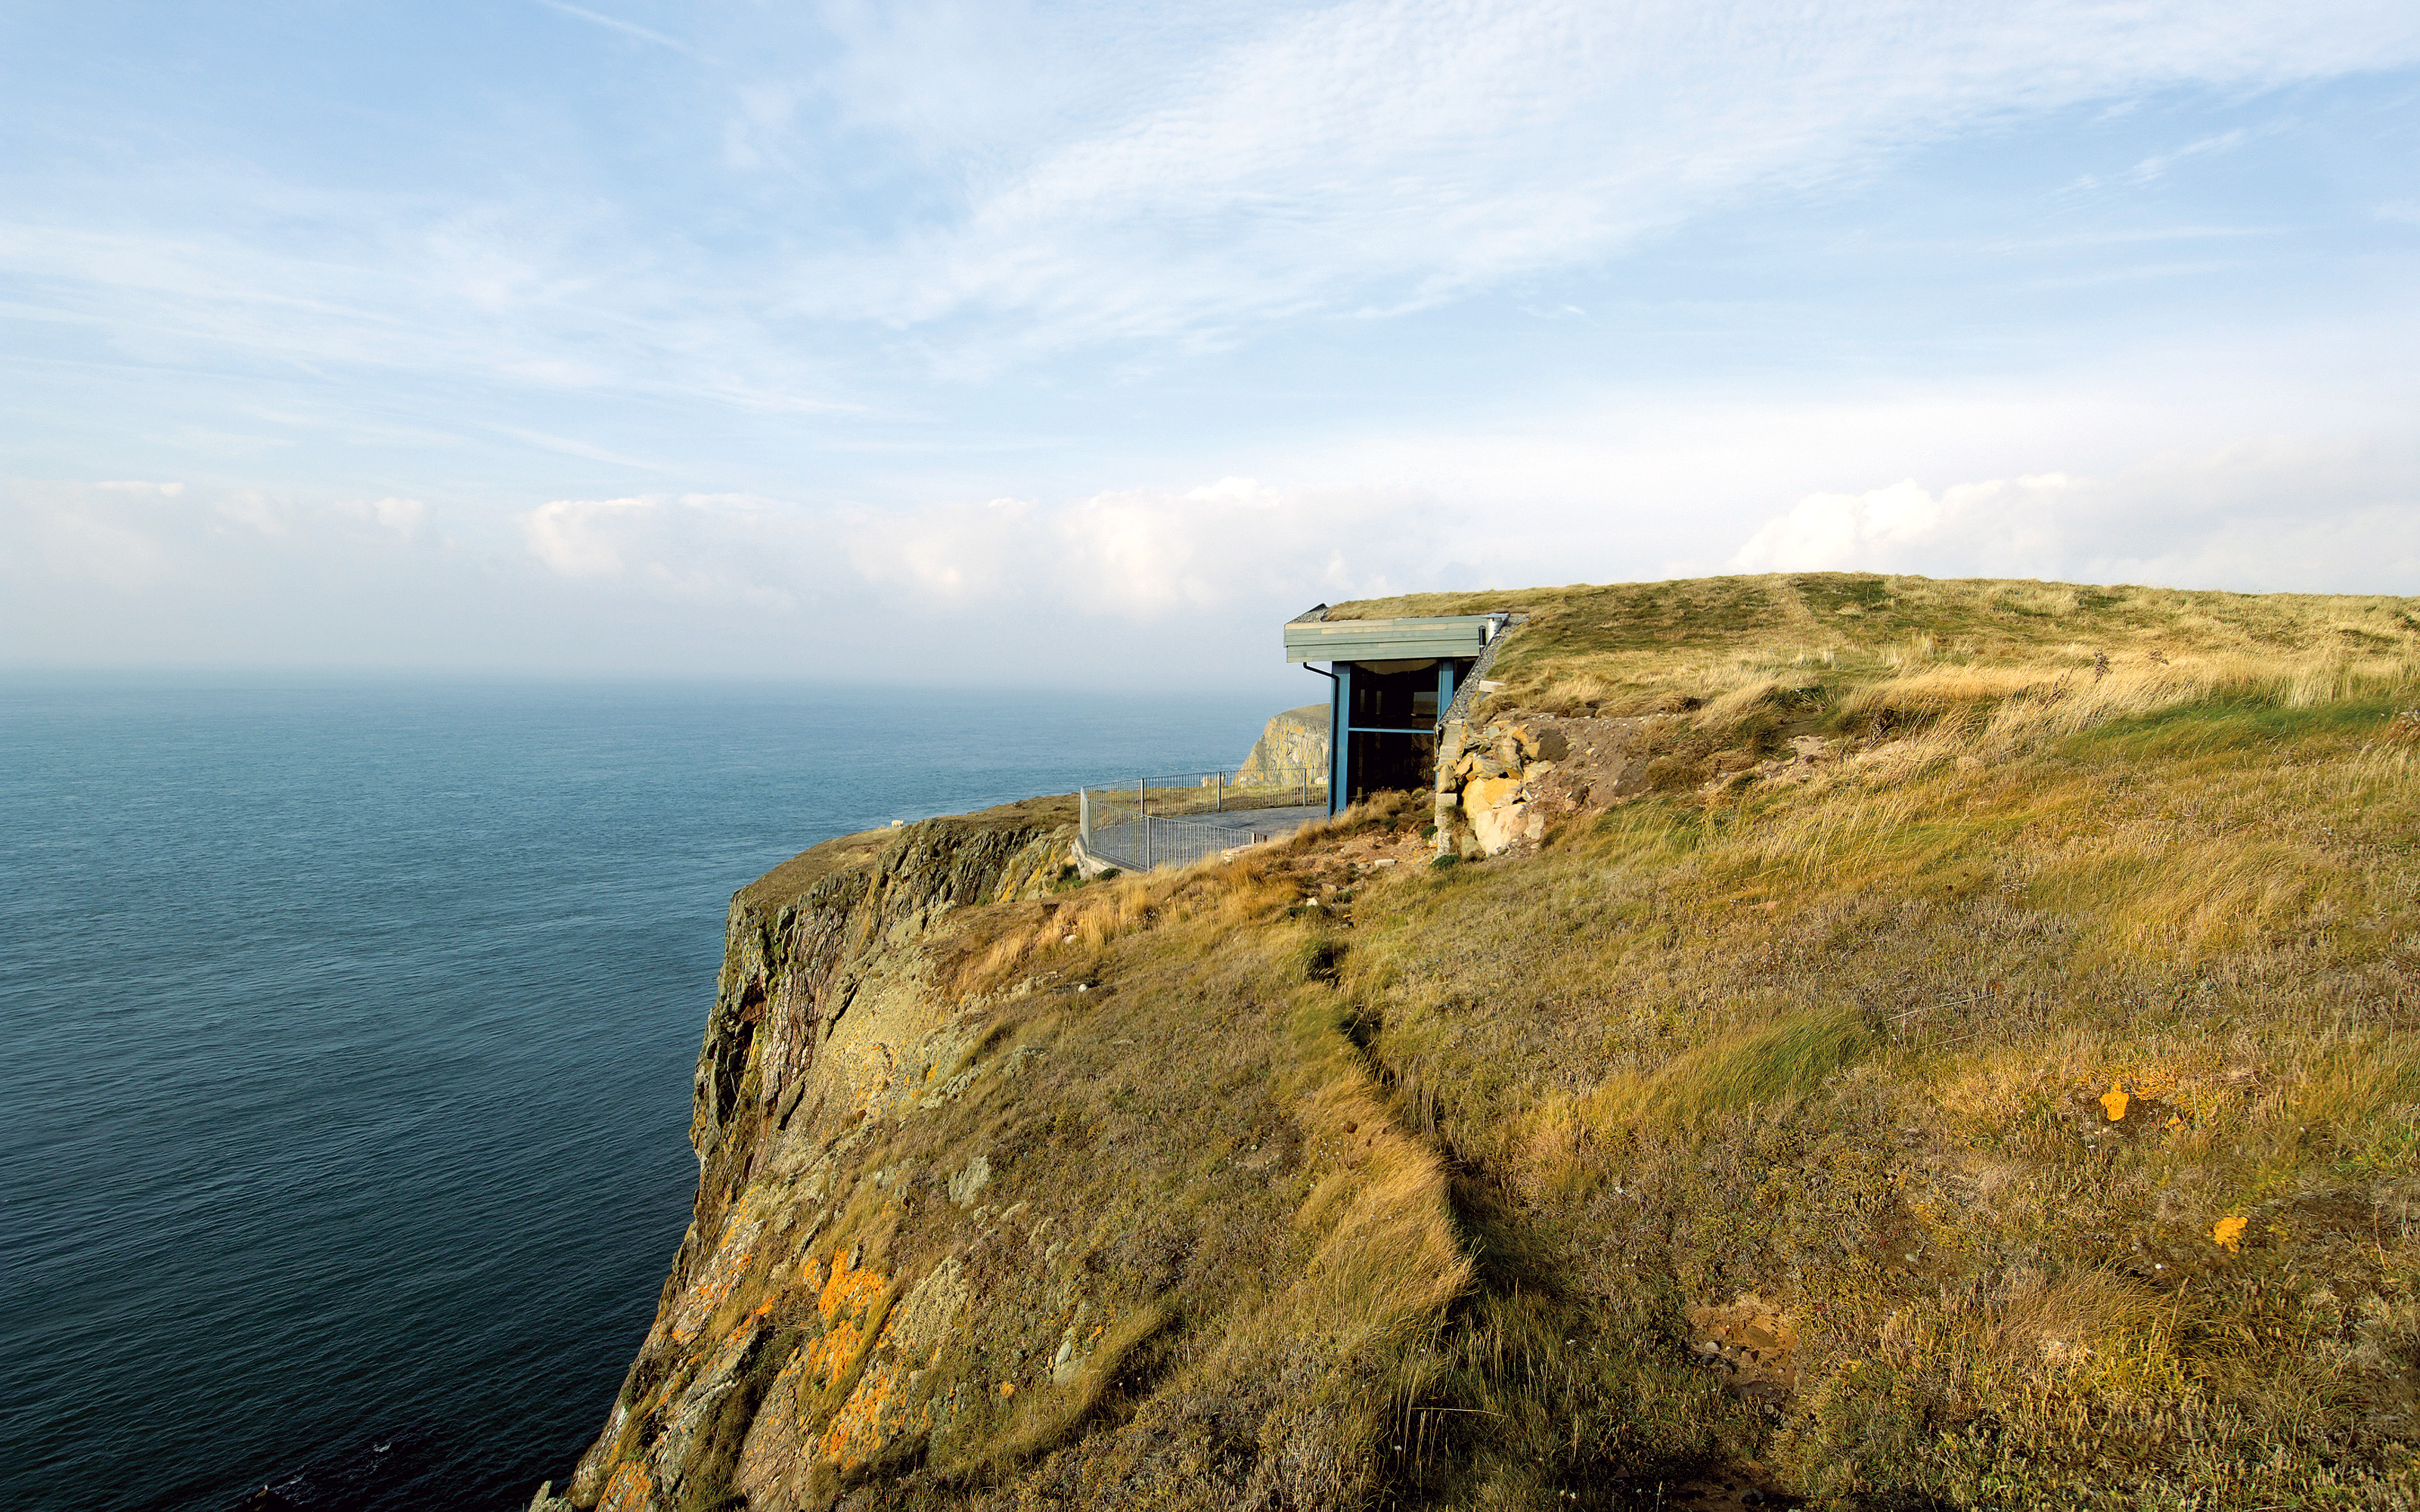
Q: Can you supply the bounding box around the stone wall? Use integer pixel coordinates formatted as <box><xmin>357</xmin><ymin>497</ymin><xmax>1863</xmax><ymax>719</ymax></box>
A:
<box><xmin>1432</xmin><ymin>711</ymin><xmax>1865</xmax><ymax>856</ymax></box>
<box><xmin>1434</xmin><ymin>712</ymin><xmax>1658</xmax><ymax>856</ymax></box>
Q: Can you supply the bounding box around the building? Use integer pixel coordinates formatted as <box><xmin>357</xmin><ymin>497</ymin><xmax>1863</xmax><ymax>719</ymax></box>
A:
<box><xmin>1284</xmin><ymin>605</ymin><xmax>1512</xmax><ymax>815</ymax></box>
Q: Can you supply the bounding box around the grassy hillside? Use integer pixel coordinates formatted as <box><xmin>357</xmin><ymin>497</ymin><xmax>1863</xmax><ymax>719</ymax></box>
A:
<box><xmin>565</xmin><ymin>572</ymin><xmax>2420</xmax><ymax>1512</ymax></box>
<box><xmin>1339</xmin><ymin>572</ymin><xmax>2418</xmax><ymax>730</ymax></box>
<box><xmin>950</xmin><ymin>575</ymin><xmax>2420</xmax><ymax>1507</ymax></box>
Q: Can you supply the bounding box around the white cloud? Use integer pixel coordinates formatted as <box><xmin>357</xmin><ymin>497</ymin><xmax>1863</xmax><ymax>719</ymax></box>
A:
<box><xmin>530</xmin><ymin>0</ymin><xmax>700</xmax><ymax>57</ymax></box>
<box><xmin>216</xmin><ymin>491</ymin><xmax>287</xmax><ymax>534</ymax></box>
<box><xmin>836</xmin><ymin>476</ymin><xmax>1448</xmax><ymax>619</ymax></box>
<box><xmin>13</xmin><ymin>398</ymin><xmax>2419</xmax><ymax>679</ymax></box>
<box><xmin>4</xmin><ymin>479</ymin><xmax>195</xmax><ymax>591</ymax></box>
<box><xmin>488</xmin><ymin>426</ymin><xmax>669</xmax><ymax>470</ymax></box>
<box><xmin>795</xmin><ymin>0</ymin><xmax>2420</xmax><ymax>348</ymax></box>
<box><xmin>2123</xmin><ymin>127</ymin><xmax>2254</xmax><ymax>185</ymax></box>
<box><xmin>0</xmin><ymin>215</ymin><xmax>855</xmax><ymax>424</ymax></box>
<box><xmin>2</xmin><ymin>479</ymin><xmax>461</xmax><ymax>610</ymax></box>
<box><xmin>367</xmin><ymin>497</ymin><xmax>427</xmax><ymax>534</ymax></box>
<box><xmin>518</xmin><ymin>493</ymin><xmax>821</xmax><ymax>609</ymax></box>
<box><xmin>502</xmin><ymin>406</ymin><xmax>2420</xmax><ymax>651</ymax></box>
<box><xmin>841</xmin><ymin>495</ymin><xmax>1037</xmax><ymax>601</ymax></box>
<box><xmin>522</xmin><ymin>496</ymin><xmax>660</xmax><ymax>578</ymax></box>
<box><xmin>9</xmin><ymin>0</ymin><xmax>2412</xmax><ymax>407</ymax></box>
<box><xmin>1732</xmin><ymin>475</ymin><xmax>2079</xmax><ymax>572</ymax></box>
<box><xmin>1723</xmin><ymin>439</ymin><xmax>2420</xmax><ymax>591</ymax></box>
<box><xmin>517</xmin><ymin>476</ymin><xmax>1451</xmax><ymax>629</ymax></box>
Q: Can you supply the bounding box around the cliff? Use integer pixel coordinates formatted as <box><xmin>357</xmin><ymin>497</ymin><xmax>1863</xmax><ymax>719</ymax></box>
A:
<box><xmin>1235</xmin><ymin>703</ymin><xmax>1329</xmax><ymax>785</ymax></box>
<box><xmin>552</xmin><ymin>574</ymin><xmax>2420</xmax><ymax>1512</ymax></box>
<box><xmin>547</xmin><ymin>789</ymin><xmax>1467</xmax><ymax>1512</ymax></box>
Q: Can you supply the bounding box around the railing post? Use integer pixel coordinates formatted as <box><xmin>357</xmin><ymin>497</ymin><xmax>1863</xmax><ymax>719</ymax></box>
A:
<box><xmin>1140</xmin><ymin>776</ymin><xmax>1150</xmax><ymax>869</ymax></box>
<box><xmin>1215</xmin><ymin>770</ymin><xmax>1223</xmax><ymax>812</ymax></box>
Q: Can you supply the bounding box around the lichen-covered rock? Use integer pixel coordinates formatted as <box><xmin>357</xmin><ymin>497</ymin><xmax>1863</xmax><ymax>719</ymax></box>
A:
<box><xmin>566</xmin><ymin>801</ymin><xmax>1081</xmax><ymax>1510</ymax></box>
<box><xmin>554</xmin><ymin>792</ymin><xmax>1465</xmax><ymax>1512</ymax></box>
<box><xmin>1236</xmin><ymin>703</ymin><xmax>1329</xmax><ymax>786</ymax></box>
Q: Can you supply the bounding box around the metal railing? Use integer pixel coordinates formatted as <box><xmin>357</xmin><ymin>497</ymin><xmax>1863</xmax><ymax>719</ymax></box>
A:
<box><xmin>1078</xmin><ymin>767</ymin><xmax>1328</xmax><ymax>872</ymax></box>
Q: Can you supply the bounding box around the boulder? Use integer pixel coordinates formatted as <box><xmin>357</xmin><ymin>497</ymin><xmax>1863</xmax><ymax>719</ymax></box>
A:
<box><xmin>1508</xmin><ymin>723</ymin><xmax>1569</xmax><ymax>762</ymax></box>
<box><xmin>1464</xmin><ymin>774</ymin><xmax>1525</xmax><ymax>813</ymax></box>
<box><xmin>1463</xmin><ymin>774</ymin><xmax>1540</xmax><ymax>854</ymax></box>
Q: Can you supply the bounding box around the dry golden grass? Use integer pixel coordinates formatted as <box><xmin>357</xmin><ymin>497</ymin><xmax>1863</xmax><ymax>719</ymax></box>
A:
<box><xmin>1329</xmin><ymin>572</ymin><xmax>2420</xmax><ymax>743</ymax></box>
<box><xmin>599</xmin><ymin>573</ymin><xmax>2420</xmax><ymax>1512</ymax></box>
<box><xmin>1317</xmin><ymin>643</ymin><xmax>2420</xmax><ymax>1505</ymax></box>
<box><xmin>977</xmin><ymin>1300</ymin><xmax>1176</xmax><ymax>1466</ymax></box>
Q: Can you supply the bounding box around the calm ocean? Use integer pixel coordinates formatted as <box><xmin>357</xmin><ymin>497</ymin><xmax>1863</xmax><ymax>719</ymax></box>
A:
<box><xmin>0</xmin><ymin>679</ymin><xmax>1279</xmax><ymax>1512</ymax></box>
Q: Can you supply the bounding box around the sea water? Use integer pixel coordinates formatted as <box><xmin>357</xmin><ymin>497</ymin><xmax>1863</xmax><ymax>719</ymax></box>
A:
<box><xmin>0</xmin><ymin>679</ymin><xmax>1280</xmax><ymax>1511</ymax></box>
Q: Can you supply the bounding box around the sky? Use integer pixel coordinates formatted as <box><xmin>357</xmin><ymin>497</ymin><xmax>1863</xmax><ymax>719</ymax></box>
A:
<box><xmin>4</xmin><ymin>0</ymin><xmax>2418</xmax><ymax>694</ymax></box>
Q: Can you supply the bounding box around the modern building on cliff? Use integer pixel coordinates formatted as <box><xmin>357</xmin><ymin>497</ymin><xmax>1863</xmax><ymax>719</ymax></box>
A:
<box><xmin>1284</xmin><ymin>605</ymin><xmax>1512</xmax><ymax>815</ymax></box>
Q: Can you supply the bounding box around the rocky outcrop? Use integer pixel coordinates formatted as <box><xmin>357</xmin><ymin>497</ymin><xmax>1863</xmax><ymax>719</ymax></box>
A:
<box><xmin>565</xmin><ymin>800</ymin><xmax>1076</xmax><ymax>1512</ymax></box>
<box><xmin>687</xmin><ymin>808</ymin><xmax>1073</xmax><ymax>1168</ymax></box>
<box><xmin>1435</xmin><ymin>713</ymin><xmax>1658</xmax><ymax>856</ymax></box>
<box><xmin>555</xmin><ymin>792</ymin><xmax>1465</xmax><ymax>1512</ymax></box>
<box><xmin>1234</xmin><ymin>703</ymin><xmax>1328</xmax><ymax>786</ymax></box>
<box><xmin>1432</xmin><ymin>712</ymin><xmax>1869</xmax><ymax>856</ymax></box>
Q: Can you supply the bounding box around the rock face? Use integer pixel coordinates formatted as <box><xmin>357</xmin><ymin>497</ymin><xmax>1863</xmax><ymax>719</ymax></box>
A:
<box><xmin>554</xmin><ymin>792</ymin><xmax>1467</xmax><ymax>1512</ymax></box>
<box><xmin>1234</xmin><ymin>703</ymin><xmax>1328</xmax><ymax>786</ymax></box>
<box><xmin>565</xmin><ymin>801</ymin><xmax>1077</xmax><ymax>1512</ymax></box>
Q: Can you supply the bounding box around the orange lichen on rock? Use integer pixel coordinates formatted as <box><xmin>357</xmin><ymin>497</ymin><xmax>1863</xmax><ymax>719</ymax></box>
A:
<box><xmin>669</xmin><ymin>1220</ymin><xmax>763</xmax><ymax>1343</ymax></box>
<box><xmin>818</xmin><ymin>1249</ymin><xmax>886</xmax><ymax>1323</ymax></box>
<box><xmin>597</xmin><ymin>1458</ymin><xmax>654</xmax><ymax>1512</ymax></box>
<box><xmin>799</xmin><ymin>1326</ymin><xmax>854</xmax><ymax>1386</ymax></box>
<box><xmin>819</xmin><ymin>1363</ymin><xmax>898</xmax><ymax>1471</ymax></box>
<box><xmin>726</xmin><ymin>1249</ymin><xmax>911</xmax><ymax>1501</ymax></box>
<box><xmin>725</xmin><ymin>1296</ymin><xmax>778</xmax><ymax>1342</ymax></box>
<box><xmin>793</xmin><ymin>1250</ymin><xmax>890</xmax><ymax>1387</ymax></box>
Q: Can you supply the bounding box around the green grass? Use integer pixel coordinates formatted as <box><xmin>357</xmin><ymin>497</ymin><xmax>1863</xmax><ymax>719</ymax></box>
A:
<box><xmin>1599</xmin><ymin>1006</ymin><xmax>1875</xmax><ymax>1129</ymax></box>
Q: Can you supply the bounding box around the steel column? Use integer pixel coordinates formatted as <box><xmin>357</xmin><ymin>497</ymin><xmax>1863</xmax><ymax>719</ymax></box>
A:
<box><xmin>1329</xmin><ymin>663</ymin><xmax>1351</xmax><ymax>815</ymax></box>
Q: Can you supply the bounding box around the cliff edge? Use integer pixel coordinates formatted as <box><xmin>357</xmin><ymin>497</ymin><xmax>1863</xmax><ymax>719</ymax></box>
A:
<box><xmin>554</xmin><ymin>573</ymin><xmax>2420</xmax><ymax>1512</ymax></box>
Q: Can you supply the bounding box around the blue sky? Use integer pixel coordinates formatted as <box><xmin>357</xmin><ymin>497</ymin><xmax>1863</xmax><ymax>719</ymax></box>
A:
<box><xmin>5</xmin><ymin>0</ymin><xmax>2418</xmax><ymax>692</ymax></box>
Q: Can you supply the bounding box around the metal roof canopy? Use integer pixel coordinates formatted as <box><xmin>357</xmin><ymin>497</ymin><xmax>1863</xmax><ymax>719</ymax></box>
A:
<box><xmin>1283</xmin><ymin>608</ymin><xmax>1506</xmax><ymax>664</ymax></box>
